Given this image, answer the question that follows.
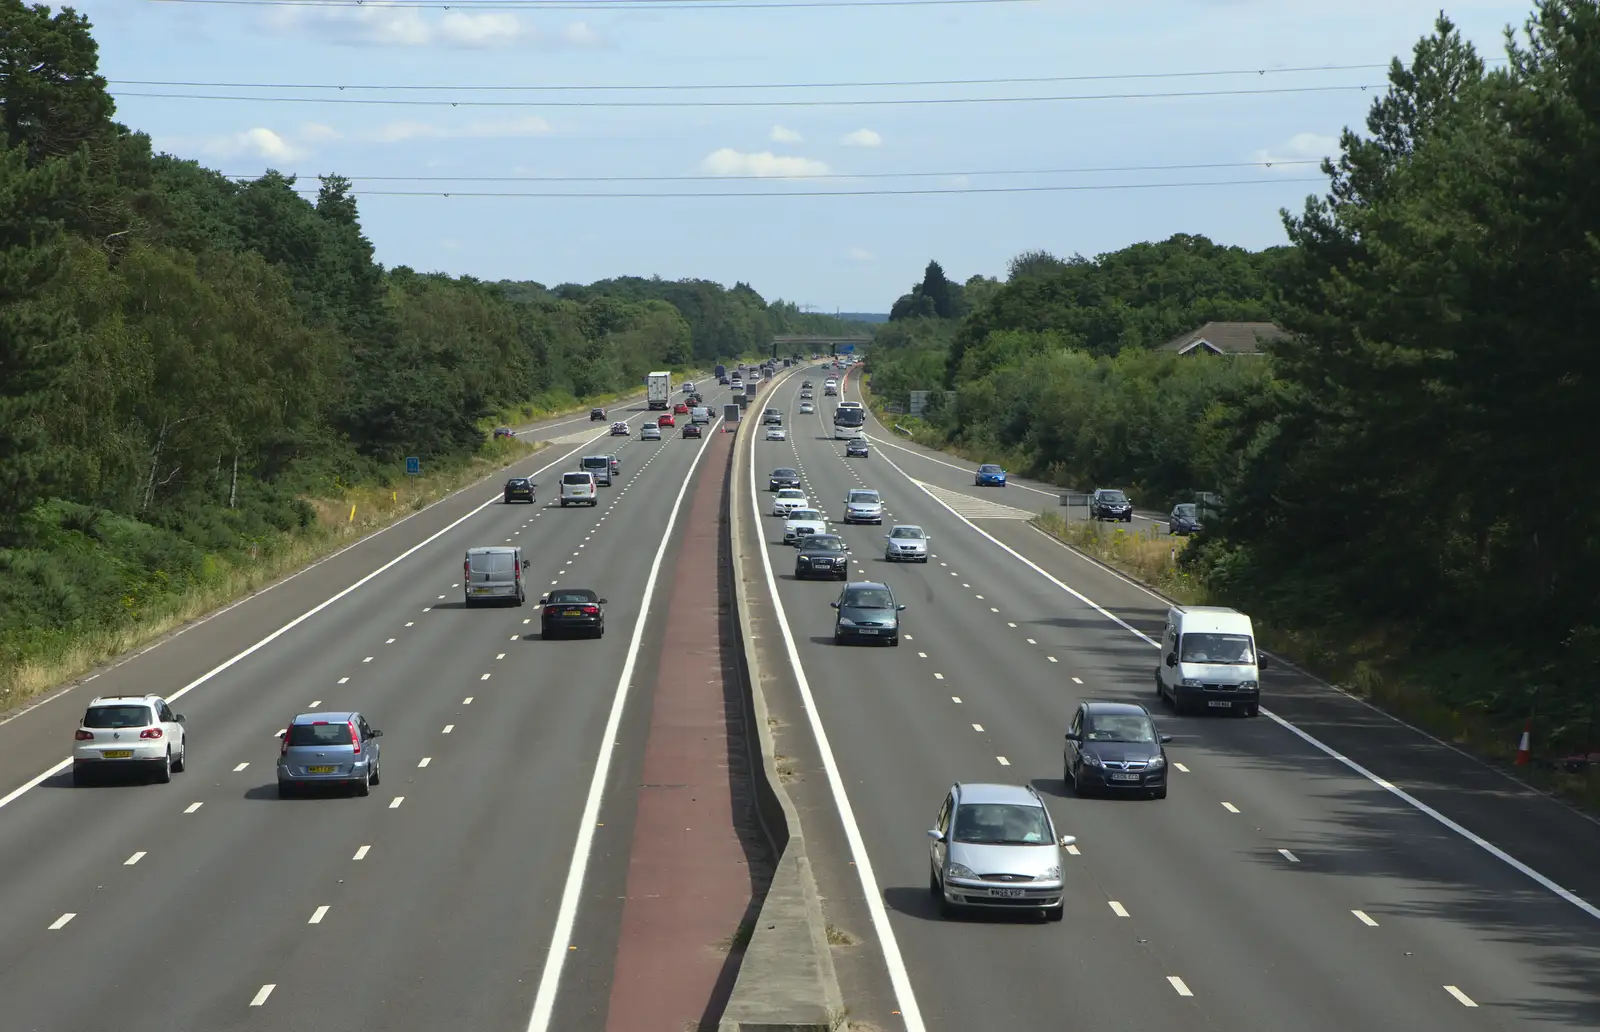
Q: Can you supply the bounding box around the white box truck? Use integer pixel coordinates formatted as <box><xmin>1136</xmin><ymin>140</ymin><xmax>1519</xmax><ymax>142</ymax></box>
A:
<box><xmin>646</xmin><ymin>371</ymin><xmax>671</xmax><ymax>410</ymax></box>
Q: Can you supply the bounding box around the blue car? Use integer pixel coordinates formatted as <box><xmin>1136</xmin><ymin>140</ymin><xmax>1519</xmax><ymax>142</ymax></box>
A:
<box><xmin>974</xmin><ymin>463</ymin><xmax>1008</xmax><ymax>487</ymax></box>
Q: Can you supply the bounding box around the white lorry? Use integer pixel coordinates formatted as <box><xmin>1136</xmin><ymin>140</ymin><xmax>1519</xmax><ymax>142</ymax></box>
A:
<box><xmin>646</xmin><ymin>371</ymin><xmax>671</xmax><ymax>410</ymax></box>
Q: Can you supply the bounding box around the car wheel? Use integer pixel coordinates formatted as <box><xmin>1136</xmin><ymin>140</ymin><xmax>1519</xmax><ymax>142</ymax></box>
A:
<box><xmin>1044</xmin><ymin>904</ymin><xmax>1065</xmax><ymax>922</ymax></box>
<box><xmin>559</xmin><ymin>500</ymin><xmax>567</xmax><ymax>507</ymax></box>
<box><xmin>172</xmin><ymin>740</ymin><xmax>187</xmax><ymax>773</ymax></box>
<box><xmin>371</xmin><ymin>760</ymin><xmax>382</xmax><ymax>786</ymax></box>
<box><xmin>1245</xmin><ymin>704</ymin><xmax>1260</xmax><ymax>718</ymax></box>
<box><xmin>354</xmin><ymin>767</ymin><xmax>370</xmax><ymax>797</ymax></box>
<box><xmin>928</xmin><ymin>866</ymin><xmax>942</xmax><ymax>901</ymax></box>
<box><xmin>1068</xmin><ymin>763</ymin><xmax>1086</xmax><ymax>797</ymax></box>
<box><xmin>889</xmin><ymin>636</ymin><xmax>900</xmax><ymax>647</ymax></box>
<box><xmin>833</xmin><ymin>631</ymin><xmax>845</xmax><ymax>645</ymax></box>
<box><xmin>154</xmin><ymin>750</ymin><xmax>172</xmax><ymax>784</ymax></box>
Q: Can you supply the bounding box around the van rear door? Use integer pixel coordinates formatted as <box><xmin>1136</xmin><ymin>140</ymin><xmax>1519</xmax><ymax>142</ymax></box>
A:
<box><xmin>470</xmin><ymin>551</ymin><xmax>517</xmax><ymax>595</ymax></box>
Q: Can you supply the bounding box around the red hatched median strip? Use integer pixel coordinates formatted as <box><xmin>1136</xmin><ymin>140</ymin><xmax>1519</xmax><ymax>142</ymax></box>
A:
<box><xmin>602</xmin><ymin>426</ymin><xmax>765</xmax><ymax>1032</ymax></box>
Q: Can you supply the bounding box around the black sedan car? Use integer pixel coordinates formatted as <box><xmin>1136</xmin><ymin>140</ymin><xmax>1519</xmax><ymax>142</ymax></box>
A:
<box><xmin>1168</xmin><ymin>502</ymin><xmax>1203</xmax><ymax>535</ymax></box>
<box><xmin>684</xmin><ymin>423</ymin><xmax>703</xmax><ymax>438</ymax></box>
<box><xmin>845</xmin><ymin>439</ymin><xmax>869</xmax><ymax>458</ymax></box>
<box><xmin>795</xmin><ymin>534</ymin><xmax>850</xmax><ymax>580</ymax></box>
<box><xmin>503</xmin><ymin>477</ymin><xmax>535</xmax><ymax>503</ymax></box>
<box><xmin>539</xmin><ymin>588</ymin><xmax>607</xmax><ymax>639</ymax></box>
<box><xmin>830</xmin><ymin>580</ymin><xmax>905</xmax><ymax>646</ymax></box>
<box><xmin>768</xmin><ymin>467</ymin><xmax>802</xmax><ymax>491</ymax></box>
<box><xmin>590</xmin><ymin>407</ymin><xmax>606</xmax><ymax>421</ymax></box>
<box><xmin>1090</xmin><ymin>488</ymin><xmax>1134</xmax><ymax>522</ymax></box>
<box><xmin>1062</xmin><ymin>700</ymin><xmax>1171</xmax><ymax>799</ymax></box>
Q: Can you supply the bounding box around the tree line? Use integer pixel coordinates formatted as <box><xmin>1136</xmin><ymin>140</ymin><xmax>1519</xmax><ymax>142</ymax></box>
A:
<box><xmin>867</xmin><ymin>4</ymin><xmax>1600</xmax><ymax>755</ymax></box>
<box><xmin>0</xmin><ymin>1</ymin><xmax>861</xmax><ymax>692</ymax></box>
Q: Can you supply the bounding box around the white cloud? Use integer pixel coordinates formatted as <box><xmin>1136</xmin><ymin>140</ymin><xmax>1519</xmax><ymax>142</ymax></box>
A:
<box><xmin>266</xmin><ymin>6</ymin><xmax>528</xmax><ymax>48</ymax></box>
<box><xmin>701</xmin><ymin>148</ymin><xmax>829</xmax><ymax>178</ymax></box>
<box><xmin>562</xmin><ymin>21</ymin><xmax>601</xmax><ymax>45</ymax></box>
<box><xmin>840</xmin><ymin>128</ymin><xmax>882</xmax><ymax>148</ymax></box>
<box><xmin>769</xmin><ymin>125</ymin><xmax>803</xmax><ymax>143</ymax></box>
<box><xmin>359</xmin><ymin>115</ymin><xmax>552</xmax><ymax>143</ymax></box>
<box><xmin>847</xmin><ymin>247</ymin><xmax>873</xmax><ymax>261</ymax></box>
<box><xmin>186</xmin><ymin>127</ymin><xmax>304</xmax><ymax>162</ymax></box>
<box><xmin>1253</xmin><ymin>132</ymin><xmax>1339</xmax><ymax>170</ymax></box>
<box><xmin>299</xmin><ymin>122</ymin><xmax>342</xmax><ymax>142</ymax></box>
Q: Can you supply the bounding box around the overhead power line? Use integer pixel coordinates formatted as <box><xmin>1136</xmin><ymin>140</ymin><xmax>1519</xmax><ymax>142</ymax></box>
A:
<box><xmin>274</xmin><ymin>177</ymin><xmax>1329</xmax><ymax>198</ymax></box>
<box><xmin>148</xmin><ymin>0</ymin><xmax>1033</xmax><ymax>9</ymax></box>
<box><xmin>108</xmin><ymin>62</ymin><xmax>1396</xmax><ymax>92</ymax></box>
<box><xmin>112</xmin><ymin>83</ymin><xmax>1379</xmax><ymax>108</ymax></box>
<box><xmin>225</xmin><ymin>160</ymin><xmax>1323</xmax><ymax>182</ymax></box>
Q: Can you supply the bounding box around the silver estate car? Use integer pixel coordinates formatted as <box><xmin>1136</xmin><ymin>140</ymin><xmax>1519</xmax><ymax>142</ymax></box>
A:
<box><xmin>928</xmin><ymin>782</ymin><xmax>1073</xmax><ymax>920</ymax></box>
<box><xmin>277</xmin><ymin>711</ymin><xmax>383</xmax><ymax>797</ymax></box>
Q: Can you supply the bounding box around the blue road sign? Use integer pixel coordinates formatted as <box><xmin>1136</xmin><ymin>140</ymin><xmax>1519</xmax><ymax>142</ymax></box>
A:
<box><xmin>405</xmin><ymin>456</ymin><xmax>420</xmax><ymax>476</ymax></box>
<box><xmin>839</xmin><ymin>343</ymin><xmax>855</xmax><ymax>353</ymax></box>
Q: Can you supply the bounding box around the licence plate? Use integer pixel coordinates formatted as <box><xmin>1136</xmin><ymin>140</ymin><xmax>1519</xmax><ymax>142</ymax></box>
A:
<box><xmin>562</xmin><ymin>609</ymin><xmax>582</xmax><ymax>616</ymax></box>
<box><xmin>857</xmin><ymin>628</ymin><xmax>880</xmax><ymax>635</ymax></box>
<box><xmin>1208</xmin><ymin>700</ymin><xmax>1232</xmax><ymax>708</ymax></box>
<box><xmin>991</xmin><ymin>887</ymin><xmax>1025</xmax><ymax>897</ymax></box>
<box><xmin>306</xmin><ymin>766</ymin><xmax>336</xmax><ymax>774</ymax></box>
<box><xmin>101</xmin><ymin>750</ymin><xmax>133</xmax><ymax>759</ymax></box>
<box><xmin>473</xmin><ymin>586</ymin><xmax>490</xmax><ymax>593</ymax></box>
<box><xmin>1109</xmin><ymin>772</ymin><xmax>1140</xmax><ymax>781</ymax></box>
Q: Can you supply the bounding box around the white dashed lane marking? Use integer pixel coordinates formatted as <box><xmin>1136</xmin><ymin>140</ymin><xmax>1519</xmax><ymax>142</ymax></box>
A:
<box><xmin>1353</xmin><ymin>910</ymin><xmax>1379</xmax><ymax>926</ymax></box>
<box><xmin>1167</xmin><ymin>976</ymin><xmax>1194</xmax><ymax>997</ymax></box>
<box><xmin>1444</xmin><ymin>986</ymin><xmax>1478</xmax><ymax>1008</ymax></box>
<box><xmin>49</xmin><ymin>913</ymin><xmax>75</xmax><ymax>930</ymax></box>
<box><xmin>184</xmin><ymin>802</ymin><xmax>202</xmax><ymax>813</ymax></box>
<box><xmin>389</xmin><ymin>796</ymin><xmax>405</xmax><ymax>808</ymax></box>
<box><xmin>250</xmin><ymin>985</ymin><xmax>275</xmax><ymax>1007</ymax></box>
<box><xmin>308</xmin><ymin>905</ymin><xmax>329</xmax><ymax>924</ymax></box>
<box><xmin>353</xmin><ymin>845</ymin><xmax>371</xmax><ymax>860</ymax></box>
<box><xmin>124</xmin><ymin>852</ymin><xmax>145</xmax><ymax>866</ymax></box>
<box><xmin>1222</xmin><ymin>802</ymin><xmax>1240</xmax><ymax>814</ymax></box>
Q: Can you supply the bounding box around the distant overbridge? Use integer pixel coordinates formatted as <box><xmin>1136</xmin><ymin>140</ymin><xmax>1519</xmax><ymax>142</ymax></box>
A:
<box><xmin>770</xmin><ymin>334</ymin><xmax>873</xmax><ymax>358</ymax></box>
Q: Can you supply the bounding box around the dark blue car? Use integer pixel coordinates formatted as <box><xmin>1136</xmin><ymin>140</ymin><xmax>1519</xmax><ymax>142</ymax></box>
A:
<box><xmin>974</xmin><ymin>464</ymin><xmax>1008</xmax><ymax>487</ymax></box>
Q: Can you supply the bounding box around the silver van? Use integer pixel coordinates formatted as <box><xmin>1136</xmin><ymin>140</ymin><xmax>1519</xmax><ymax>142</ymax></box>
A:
<box><xmin>1155</xmin><ymin>605</ymin><xmax>1266</xmax><ymax>716</ymax></box>
<box><xmin>691</xmin><ymin>406</ymin><xmax>711</xmax><ymax>425</ymax></box>
<box><xmin>580</xmin><ymin>455</ymin><xmax>612</xmax><ymax>486</ymax></box>
<box><xmin>464</xmin><ymin>545</ymin><xmax>528</xmax><ymax>607</ymax></box>
<box><xmin>560</xmin><ymin>471</ymin><xmax>597</xmax><ymax>506</ymax></box>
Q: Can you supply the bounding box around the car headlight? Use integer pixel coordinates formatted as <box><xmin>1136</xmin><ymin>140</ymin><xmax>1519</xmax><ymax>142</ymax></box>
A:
<box><xmin>1081</xmin><ymin>753</ymin><xmax>1103</xmax><ymax>766</ymax></box>
<box><xmin>837</xmin><ymin>617</ymin><xmax>856</xmax><ymax>628</ymax></box>
<box><xmin>1147</xmin><ymin>755</ymin><xmax>1166</xmax><ymax>768</ymax></box>
<box><xmin>1240</xmin><ymin>681</ymin><xmax>1259</xmax><ymax>690</ymax></box>
<box><xmin>947</xmin><ymin>862</ymin><xmax>979</xmax><ymax>881</ymax></box>
<box><xmin>1040</xmin><ymin>865</ymin><xmax>1061</xmax><ymax>881</ymax></box>
<box><xmin>1181</xmin><ymin>678</ymin><xmax>1203</xmax><ymax>687</ymax></box>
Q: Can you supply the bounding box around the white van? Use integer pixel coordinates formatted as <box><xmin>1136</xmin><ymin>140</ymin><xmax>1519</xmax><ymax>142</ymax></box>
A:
<box><xmin>560</xmin><ymin>471</ymin><xmax>598</xmax><ymax>507</ymax></box>
<box><xmin>1155</xmin><ymin>605</ymin><xmax>1267</xmax><ymax>717</ymax></box>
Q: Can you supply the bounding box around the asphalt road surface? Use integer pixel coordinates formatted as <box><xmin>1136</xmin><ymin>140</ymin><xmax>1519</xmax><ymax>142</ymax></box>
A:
<box><xmin>0</xmin><ymin>381</ymin><xmax>736</xmax><ymax>1032</ymax></box>
<box><xmin>746</xmin><ymin>362</ymin><xmax>1600</xmax><ymax>1032</ymax></box>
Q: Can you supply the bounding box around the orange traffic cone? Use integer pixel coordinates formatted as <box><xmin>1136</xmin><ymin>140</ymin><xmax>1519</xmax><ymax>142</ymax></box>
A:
<box><xmin>1514</xmin><ymin>718</ymin><xmax>1532</xmax><ymax>766</ymax></box>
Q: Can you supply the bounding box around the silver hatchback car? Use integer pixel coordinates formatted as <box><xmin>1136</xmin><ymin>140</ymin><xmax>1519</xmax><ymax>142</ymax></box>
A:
<box><xmin>884</xmin><ymin>524</ymin><xmax>929</xmax><ymax>562</ymax></box>
<box><xmin>928</xmin><ymin>782</ymin><xmax>1073</xmax><ymax>920</ymax></box>
<box><xmin>276</xmin><ymin>711</ymin><xmax>383</xmax><ymax>797</ymax></box>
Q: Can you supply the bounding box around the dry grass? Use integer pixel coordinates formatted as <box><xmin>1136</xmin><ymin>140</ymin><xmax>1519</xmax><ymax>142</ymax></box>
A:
<box><xmin>1031</xmin><ymin>510</ymin><xmax>1206</xmax><ymax>604</ymax></box>
<box><xmin>2</xmin><ymin>435</ymin><xmax>547</xmax><ymax>710</ymax></box>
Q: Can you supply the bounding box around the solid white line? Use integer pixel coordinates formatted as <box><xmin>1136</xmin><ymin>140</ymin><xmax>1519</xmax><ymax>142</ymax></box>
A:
<box><xmin>308</xmin><ymin>905</ymin><xmax>329</xmax><ymax>924</ymax></box>
<box><xmin>523</xmin><ymin>416</ymin><xmax>727</xmax><ymax>1032</ymax></box>
<box><xmin>738</xmin><ymin>377</ymin><xmax>928</xmax><ymax>1032</ymax></box>
<box><xmin>1278</xmin><ymin>848</ymin><xmax>1299</xmax><ymax>862</ymax></box>
<box><xmin>1444</xmin><ymin>986</ymin><xmax>1478</xmax><ymax>1007</ymax></box>
<box><xmin>1352</xmin><ymin>909</ymin><xmax>1378</xmax><ymax>926</ymax></box>
<box><xmin>388</xmin><ymin>796</ymin><xmax>404</xmax><ymax>808</ymax></box>
<box><xmin>125</xmin><ymin>851</ymin><xmax>145</xmax><ymax>865</ymax></box>
<box><xmin>184</xmin><ymin>802</ymin><xmax>202</xmax><ymax>813</ymax></box>
<box><xmin>49</xmin><ymin>913</ymin><xmax>74</xmax><ymax>930</ymax></box>
<box><xmin>0</xmin><ymin>431</ymin><xmax>615</xmax><ymax>814</ymax></box>
<box><xmin>1167</xmin><ymin>976</ymin><xmax>1193</xmax><ymax>997</ymax></box>
<box><xmin>1222</xmin><ymin>802</ymin><xmax>1240</xmax><ymax>813</ymax></box>
<box><xmin>250</xmin><ymin>985</ymin><xmax>275</xmax><ymax>1007</ymax></box>
<box><xmin>1109</xmin><ymin>901</ymin><xmax>1129</xmax><ymax>917</ymax></box>
<box><xmin>353</xmin><ymin>845</ymin><xmax>370</xmax><ymax>860</ymax></box>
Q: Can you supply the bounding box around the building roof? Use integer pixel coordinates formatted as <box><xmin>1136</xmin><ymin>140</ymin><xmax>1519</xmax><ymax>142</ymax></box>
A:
<box><xmin>1161</xmin><ymin>321</ymin><xmax>1288</xmax><ymax>355</ymax></box>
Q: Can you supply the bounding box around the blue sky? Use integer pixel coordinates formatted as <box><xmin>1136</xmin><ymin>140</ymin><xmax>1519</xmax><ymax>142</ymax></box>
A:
<box><xmin>82</xmin><ymin>0</ymin><xmax>1532</xmax><ymax>312</ymax></box>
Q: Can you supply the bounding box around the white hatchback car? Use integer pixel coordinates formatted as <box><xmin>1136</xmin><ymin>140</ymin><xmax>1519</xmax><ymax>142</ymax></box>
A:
<box><xmin>73</xmin><ymin>694</ymin><xmax>188</xmax><ymax>785</ymax></box>
<box><xmin>765</xmin><ymin>426</ymin><xmax>787</xmax><ymax>441</ymax></box>
<box><xmin>885</xmin><ymin>524</ymin><xmax>930</xmax><ymax>562</ymax></box>
<box><xmin>772</xmin><ymin>488</ymin><xmax>810</xmax><ymax>517</ymax></box>
<box><xmin>784</xmin><ymin>508</ymin><xmax>828</xmax><ymax>544</ymax></box>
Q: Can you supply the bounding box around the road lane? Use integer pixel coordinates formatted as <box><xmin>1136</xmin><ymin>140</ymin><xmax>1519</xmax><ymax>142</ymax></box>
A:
<box><xmin>0</xmin><ymin>383</ymin><xmax>739</xmax><ymax>1031</ymax></box>
<box><xmin>746</xmin><ymin>366</ymin><xmax>1600</xmax><ymax>1030</ymax></box>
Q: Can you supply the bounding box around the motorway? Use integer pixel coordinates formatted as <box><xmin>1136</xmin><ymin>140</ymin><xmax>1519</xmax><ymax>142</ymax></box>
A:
<box><xmin>745</xmin><ymin>362</ymin><xmax>1600</xmax><ymax>1031</ymax></box>
<box><xmin>0</xmin><ymin>381</ymin><xmax>741</xmax><ymax>1031</ymax></box>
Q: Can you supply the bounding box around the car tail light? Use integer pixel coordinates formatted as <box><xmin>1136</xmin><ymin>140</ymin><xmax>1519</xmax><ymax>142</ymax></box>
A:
<box><xmin>581</xmin><ymin>605</ymin><xmax>599</xmax><ymax>615</ymax></box>
<box><xmin>349</xmin><ymin>720</ymin><xmax>361</xmax><ymax>753</ymax></box>
<box><xmin>139</xmin><ymin>728</ymin><xmax>163</xmax><ymax>739</ymax></box>
<box><xmin>281</xmin><ymin>731</ymin><xmax>291</xmax><ymax>755</ymax></box>
<box><xmin>75</xmin><ymin>729</ymin><xmax>93</xmax><ymax>740</ymax></box>
<box><xmin>463</xmin><ymin>559</ymin><xmax>471</xmax><ymax>580</ymax></box>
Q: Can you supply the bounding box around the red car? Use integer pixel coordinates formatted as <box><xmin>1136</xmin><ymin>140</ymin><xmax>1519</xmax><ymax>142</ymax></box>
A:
<box><xmin>674</xmin><ymin>402</ymin><xmax>689</xmax><ymax>414</ymax></box>
<box><xmin>658</xmin><ymin>413</ymin><xmax>675</xmax><ymax>427</ymax></box>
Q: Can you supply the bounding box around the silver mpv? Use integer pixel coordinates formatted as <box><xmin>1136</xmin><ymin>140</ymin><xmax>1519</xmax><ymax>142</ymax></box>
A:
<box><xmin>276</xmin><ymin>711</ymin><xmax>383</xmax><ymax>797</ymax></box>
<box><xmin>928</xmin><ymin>782</ymin><xmax>1074</xmax><ymax>921</ymax></box>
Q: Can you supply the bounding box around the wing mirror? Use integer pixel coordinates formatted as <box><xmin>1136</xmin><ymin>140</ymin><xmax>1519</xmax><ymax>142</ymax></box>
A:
<box><xmin>1165</xmin><ymin>653</ymin><xmax>1178</xmax><ymax>667</ymax></box>
<box><xmin>521</xmin><ymin>559</ymin><xmax>530</xmax><ymax>569</ymax></box>
<box><xmin>897</xmin><ymin>603</ymin><xmax>907</xmax><ymax>611</ymax></box>
<box><xmin>1059</xmin><ymin>835</ymin><xmax>1077</xmax><ymax>847</ymax></box>
<box><xmin>175</xmin><ymin>714</ymin><xmax>186</xmax><ymax>723</ymax></box>
<box><xmin>830</xmin><ymin>601</ymin><xmax>840</xmax><ymax>609</ymax></box>
<box><xmin>1159</xmin><ymin>734</ymin><xmax>1173</xmax><ymax>744</ymax></box>
<box><xmin>371</xmin><ymin>729</ymin><xmax>383</xmax><ymax>738</ymax></box>
<box><xmin>927</xmin><ymin>829</ymin><xmax>944</xmax><ymax>842</ymax></box>
<box><xmin>598</xmin><ymin>598</ymin><xmax>609</xmax><ymax>604</ymax></box>
<box><xmin>1064</xmin><ymin>731</ymin><xmax>1080</xmax><ymax>742</ymax></box>
<box><xmin>538</xmin><ymin>596</ymin><xmax>549</xmax><ymax>605</ymax></box>
<box><xmin>1258</xmin><ymin>653</ymin><xmax>1271</xmax><ymax>669</ymax></box>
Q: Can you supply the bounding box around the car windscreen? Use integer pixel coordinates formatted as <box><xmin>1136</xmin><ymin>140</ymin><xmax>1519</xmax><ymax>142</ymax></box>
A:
<box><xmin>506</xmin><ymin>479</ymin><xmax>529</xmax><ymax>488</ymax></box>
<box><xmin>777</xmin><ymin>489</ymin><xmax>804</xmax><ymax>499</ymax></box>
<box><xmin>1173</xmin><ymin>504</ymin><xmax>1197</xmax><ymax>517</ymax></box>
<box><xmin>844</xmin><ymin>588</ymin><xmax>894</xmax><ymax>609</ymax></box>
<box><xmin>562</xmin><ymin>473</ymin><xmax>592</xmax><ymax>485</ymax></box>
<box><xmin>979</xmin><ymin>464</ymin><xmax>1002</xmax><ymax>473</ymax></box>
<box><xmin>952</xmin><ymin>803</ymin><xmax>1050</xmax><ymax>845</ymax></box>
<box><xmin>1100</xmin><ymin>490</ymin><xmax>1129</xmax><ymax>503</ymax></box>
<box><xmin>1179</xmin><ymin>632</ymin><xmax>1255</xmax><ymax>664</ymax></box>
<box><xmin>1084</xmin><ymin>715</ymin><xmax>1157</xmax><ymax>743</ymax></box>
<box><xmin>472</xmin><ymin>552</ymin><xmax>515</xmax><ymax>573</ymax></box>
<box><xmin>790</xmin><ymin>510</ymin><xmax>822</xmax><ymax>521</ymax></box>
<box><xmin>83</xmin><ymin>705</ymin><xmax>154</xmax><ymax>729</ymax></box>
<box><xmin>833</xmin><ymin>409</ymin><xmax>865</xmax><ymax>426</ymax></box>
<box><xmin>889</xmin><ymin>527</ymin><xmax>924</xmax><ymax>539</ymax></box>
<box><xmin>772</xmin><ymin>469</ymin><xmax>797</xmax><ymax>478</ymax></box>
<box><xmin>288</xmin><ymin>722</ymin><xmax>353</xmax><ymax>747</ymax></box>
<box><xmin>847</xmin><ymin>491</ymin><xmax>879</xmax><ymax>504</ymax></box>
<box><xmin>805</xmin><ymin>537</ymin><xmax>846</xmax><ymax>552</ymax></box>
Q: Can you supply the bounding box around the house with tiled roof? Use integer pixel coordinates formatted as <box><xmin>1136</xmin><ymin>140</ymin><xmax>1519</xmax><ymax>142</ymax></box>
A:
<box><xmin>1159</xmin><ymin>321</ymin><xmax>1288</xmax><ymax>356</ymax></box>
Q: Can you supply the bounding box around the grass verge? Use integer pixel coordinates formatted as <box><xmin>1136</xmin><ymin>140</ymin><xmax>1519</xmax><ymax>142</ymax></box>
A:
<box><xmin>1029</xmin><ymin>511</ymin><xmax>1600</xmax><ymax>811</ymax></box>
<box><xmin>0</xmin><ymin>433</ymin><xmax>550</xmax><ymax>715</ymax></box>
